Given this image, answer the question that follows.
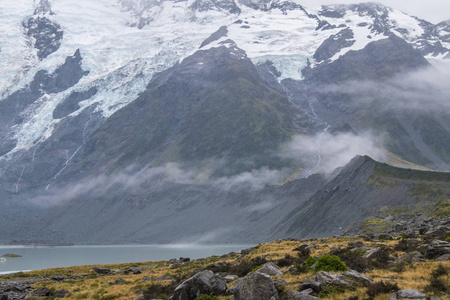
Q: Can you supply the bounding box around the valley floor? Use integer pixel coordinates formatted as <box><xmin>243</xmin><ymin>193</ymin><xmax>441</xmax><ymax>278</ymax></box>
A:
<box><xmin>1</xmin><ymin>232</ymin><xmax>449</xmax><ymax>300</ymax></box>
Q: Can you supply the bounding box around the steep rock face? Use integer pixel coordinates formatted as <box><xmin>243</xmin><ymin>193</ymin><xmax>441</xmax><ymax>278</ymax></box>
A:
<box><xmin>23</xmin><ymin>0</ymin><xmax>63</xmax><ymax>60</ymax></box>
<box><xmin>61</xmin><ymin>41</ymin><xmax>300</xmax><ymax>180</ymax></box>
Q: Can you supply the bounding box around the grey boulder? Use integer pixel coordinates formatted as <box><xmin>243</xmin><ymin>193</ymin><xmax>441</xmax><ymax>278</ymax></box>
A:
<box><xmin>173</xmin><ymin>270</ymin><xmax>227</xmax><ymax>300</ymax></box>
<box><xmin>256</xmin><ymin>262</ymin><xmax>283</xmax><ymax>276</ymax></box>
<box><xmin>315</xmin><ymin>270</ymin><xmax>373</xmax><ymax>288</ymax></box>
<box><xmin>398</xmin><ymin>251</ymin><xmax>425</xmax><ymax>264</ymax></box>
<box><xmin>389</xmin><ymin>289</ymin><xmax>426</xmax><ymax>300</ymax></box>
<box><xmin>232</xmin><ymin>272</ymin><xmax>279</xmax><ymax>300</ymax></box>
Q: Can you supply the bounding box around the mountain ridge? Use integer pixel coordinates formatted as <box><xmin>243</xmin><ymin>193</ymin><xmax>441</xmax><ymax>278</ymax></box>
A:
<box><xmin>0</xmin><ymin>0</ymin><xmax>449</xmax><ymax>245</ymax></box>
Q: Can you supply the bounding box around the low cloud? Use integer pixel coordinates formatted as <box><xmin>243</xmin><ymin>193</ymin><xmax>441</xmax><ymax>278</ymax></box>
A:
<box><xmin>316</xmin><ymin>66</ymin><xmax>450</xmax><ymax>113</ymax></box>
<box><xmin>283</xmin><ymin>131</ymin><xmax>386</xmax><ymax>175</ymax></box>
<box><xmin>30</xmin><ymin>130</ymin><xmax>387</xmax><ymax>208</ymax></box>
<box><xmin>30</xmin><ymin>161</ymin><xmax>292</xmax><ymax>208</ymax></box>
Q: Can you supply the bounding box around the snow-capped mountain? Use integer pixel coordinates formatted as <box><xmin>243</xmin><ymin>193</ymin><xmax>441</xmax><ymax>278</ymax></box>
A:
<box><xmin>0</xmin><ymin>0</ymin><xmax>449</xmax><ymax>244</ymax></box>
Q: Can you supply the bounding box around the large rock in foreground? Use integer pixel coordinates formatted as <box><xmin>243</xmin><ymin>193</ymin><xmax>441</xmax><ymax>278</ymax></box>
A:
<box><xmin>173</xmin><ymin>270</ymin><xmax>227</xmax><ymax>300</ymax></box>
<box><xmin>232</xmin><ymin>272</ymin><xmax>279</xmax><ymax>300</ymax></box>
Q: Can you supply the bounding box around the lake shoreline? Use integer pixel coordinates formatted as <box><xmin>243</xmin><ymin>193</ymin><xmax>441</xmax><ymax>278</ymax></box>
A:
<box><xmin>0</xmin><ymin>244</ymin><xmax>253</xmax><ymax>274</ymax></box>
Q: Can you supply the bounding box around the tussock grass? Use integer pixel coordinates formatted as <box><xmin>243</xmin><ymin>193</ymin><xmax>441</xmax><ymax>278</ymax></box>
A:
<box><xmin>1</xmin><ymin>237</ymin><xmax>449</xmax><ymax>300</ymax></box>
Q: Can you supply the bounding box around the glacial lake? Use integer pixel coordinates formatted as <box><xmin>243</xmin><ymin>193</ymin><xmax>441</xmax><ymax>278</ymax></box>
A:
<box><xmin>0</xmin><ymin>244</ymin><xmax>252</xmax><ymax>274</ymax></box>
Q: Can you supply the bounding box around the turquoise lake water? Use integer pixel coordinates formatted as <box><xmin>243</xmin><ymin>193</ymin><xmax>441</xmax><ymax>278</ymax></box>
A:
<box><xmin>0</xmin><ymin>244</ymin><xmax>252</xmax><ymax>274</ymax></box>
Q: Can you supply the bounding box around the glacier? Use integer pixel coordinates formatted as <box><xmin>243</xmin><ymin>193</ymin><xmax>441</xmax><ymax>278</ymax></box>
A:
<box><xmin>0</xmin><ymin>0</ymin><xmax>449</xmax><ymax>182</ymax></box>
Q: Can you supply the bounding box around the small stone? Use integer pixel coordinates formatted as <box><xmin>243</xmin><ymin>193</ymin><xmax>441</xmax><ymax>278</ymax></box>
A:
<box><xmin>110</xmin><ymin>278</ymin><xmax>127</xmax><ymax>285</ymax></box>
<box><xmin>224</xmin><ymin>275</ymin><xmax>238</xmax><ymax>282</ymax></box>
<box><xmin>91</xmin><ymin>267</ymin><xmax>111</xmax><ymax>275</ymax></box>
<box><xmin>129</xmin><ymin>267</ymin><xmax>141</xmax><ymax>274</ymax></box>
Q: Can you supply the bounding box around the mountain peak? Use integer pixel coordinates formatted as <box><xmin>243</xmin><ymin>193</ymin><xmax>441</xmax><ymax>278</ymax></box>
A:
<box><xmin>34</xmin><ymin>0</ymin><xmax>54</xmax><ymax>15</ymax></box>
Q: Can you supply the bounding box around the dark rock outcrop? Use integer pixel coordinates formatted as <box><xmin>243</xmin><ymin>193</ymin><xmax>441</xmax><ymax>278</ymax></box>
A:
<box><xmin>23</xmin><ymin>0</ymin><xmax>63</xmax><ymax>59</ymax></box>
<box><xmin>91</xmin><ymin>267</ymin><xmax>111</xmax><ymax>275</ymax></box>
<box><xmin>54</xmin><ymin>289</ymin><xmax>71</xmax><ymax>298</ymax></box>
<box><xmin>314</xmin><ymin>28</ymin><xmax>355</xmax><ymax>62</ymax></box>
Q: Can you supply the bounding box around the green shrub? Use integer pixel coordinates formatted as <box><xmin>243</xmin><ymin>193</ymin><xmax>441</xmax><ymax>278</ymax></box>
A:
<box><xmin>332</xmin><ymin>248</ymin><xmax>368</xmax><ymax>273</ymax></box>
<box><xmin>445</xmin><ymin>236</ymin><xmax>450</xmax><ymax>242</ymax></box>
<box><xmin>314</xmin><ymin>255</ymin><xmax>348</xmax><ymax>273</ymax></box>
<box><xmin>305</xmin><ymin>256</ymin><xmax>317</xmax><ymax>268</ymax></box>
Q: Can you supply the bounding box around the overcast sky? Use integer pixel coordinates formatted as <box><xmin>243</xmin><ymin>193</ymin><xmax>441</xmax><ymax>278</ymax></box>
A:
<box><xmin>300</xmin><ymin>0</ymin><xmax>450</xmax><ymax>24</ymax></box>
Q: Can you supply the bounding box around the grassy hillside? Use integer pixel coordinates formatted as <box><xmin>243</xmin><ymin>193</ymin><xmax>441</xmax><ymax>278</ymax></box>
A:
<box><xmin>2</xmin><ymin>233</ymin><xmax>449</xmax><ymax>300</ymax></box>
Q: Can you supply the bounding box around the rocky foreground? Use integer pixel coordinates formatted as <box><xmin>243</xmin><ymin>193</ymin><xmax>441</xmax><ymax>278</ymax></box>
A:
<box><xmin>0</xmin><ymin>217</ymin><xmax>449</xmax><ymax>300</ymax></box>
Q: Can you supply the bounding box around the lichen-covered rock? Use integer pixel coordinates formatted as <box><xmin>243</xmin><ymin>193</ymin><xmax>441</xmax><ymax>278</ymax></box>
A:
<box><xmin>398</xmin><ymin>251</ymin><xmax>425</xmax><ymax>264</ymax></box>
<box><xmin>256</xmin><ymin>262</ymin><xmax>283</xmax><ymax>276</ymax></box>
<box><xmin>173</xmin><ymin>270</ymin><xmax>227</xmax><ymax>300</ymax></box>
<box><xmin>389</xmin><ymin>289</ymin><xmax>426</xmax><ymax>300</ymax></box>
<box><xmin>314</xmin><ymin>270</ymin><xmax>373</xmax><ymax>288</ymax></box>
<box><xmin>425</xmin><ymin>240</ymin><xmax>450</xmax><ymax>259</ymax></box>
<box><xmin>232</xmin><ymin>272</ymin><xmax>279</xmax><ymax>300</ymax></box>
<box><xmin>31</xmin><ymin>287</ymin><xmax>50</xmax><ymax>297</ymax></box>
<box><xmin>435</xmin><ymin>253</ymin><xmax>450</xmax><ymax>261</ymax></box>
